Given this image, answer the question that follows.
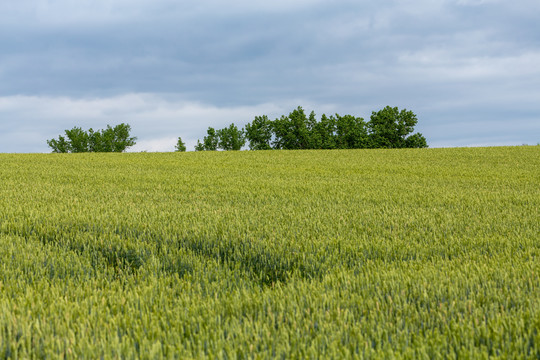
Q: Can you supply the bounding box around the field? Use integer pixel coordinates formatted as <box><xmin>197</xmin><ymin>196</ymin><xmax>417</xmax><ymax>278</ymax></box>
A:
<box><xmin>0</xmin><ymin>147</ymin><xmax>539</xmax><ymax>358</ymax></box>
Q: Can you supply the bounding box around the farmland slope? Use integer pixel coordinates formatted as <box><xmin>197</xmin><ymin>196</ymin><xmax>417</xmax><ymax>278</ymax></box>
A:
<box><xmin>0</xmin><ymin>147</ymin><xmax>539</xmax><ymax>358</ymax></box>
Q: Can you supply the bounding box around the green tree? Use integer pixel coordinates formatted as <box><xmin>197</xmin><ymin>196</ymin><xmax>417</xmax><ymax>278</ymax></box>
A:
<box><xmin>90</xmin><ymin>124</ymin><xmax>137</xmax><ymax>152</ymax></box>
<box><xmin>194</xmin><ymin>140</ymin><xmax>205</xmax><ymax>151</ymax></box>
<box><xmin>309</xmin><ymin>114</ymin><xmax>336</xmax><ymax>149</ymax></box>
<box><xmin>47</xmin><ymin>124</ymin><xmax>136</xmax><ymax>153</ymax></box>
<box><xmin>367</xmin><ymin>106</ymin><xmax>427</xmax><ymax>148</ymax></box>
<box><xmin>404</xmin><ymin>133</ymin><xmax>428</xmax><ymax>148</ymax></box>
<box><xmin>175</xmin><ymin>137</ymin><xmax>187</xmax><ymax>152</ymax></box>
<box><xmin>217</xmin><ymin>123</ymin><xmax>245</xmax><ymax>151</ymax></box>
<box><xmin>335</xmin><ymin>114</ymin><xmax>368</xmax><ymax>149</ymax></box>
<box><xmin>204</xmin><ymin>127</ymin><xmax>219</xmax><ymax>151</ymax></box>
<box><xmin>106</xmin><ymin>123</ymin><xmax>137</xmax><ymax>152</ymax></box>
<box><xmin>194</xmin><ymin>105</ymin><xmax>427</xmax><ymax>153</ymax></box>
<box><xmin>244</xmin><ymin>115</ymin><xmax>273</xmax><ymax>150</ymax></box>
<box><xmin>46</xmin><ymin>135</ymin><xmax>70</xmax><ymax>153</ymax></box>
<box><xmin>48</xmin><ymin>126</ymin><xmax>89</xmax><ymax>153</ymax></box>
<box><xmin>195</xmin><ymin>127</ymin><xmax>219</xmax><ymax>151</ymax></box>
<box><xmin>64</xmin><ymin>127</ymin><xmax>89</xmax><ymax>152</ymax></box>
<box><xmin>272</xmin><ymin>106</ymin><xmax>311</xmax><ymax>150</ymax></box>
<box><xmin>87</xmin><ymin>128</ymin><xmax>103</xmax><ymax>152</ymax></box>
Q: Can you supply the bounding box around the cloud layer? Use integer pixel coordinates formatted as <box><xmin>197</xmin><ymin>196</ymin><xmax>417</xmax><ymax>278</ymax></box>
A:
<box><xmin>1</xmin><ymin>0</ymin><xmax>539</xmax><ymax>152</ymax></box>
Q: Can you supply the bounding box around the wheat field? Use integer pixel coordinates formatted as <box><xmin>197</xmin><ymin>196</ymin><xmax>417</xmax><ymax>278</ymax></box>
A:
<box><xmin>0</xmin><ymin>147</ymin><xmax>538</xmax><ymax>358</ymax></box>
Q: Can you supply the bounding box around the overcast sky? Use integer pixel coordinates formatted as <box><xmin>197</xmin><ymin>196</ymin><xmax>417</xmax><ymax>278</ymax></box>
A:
<box><xmin>1</xmin><ymin>0</ymin><xmax>539</xmax><ymax>152</ymax></box>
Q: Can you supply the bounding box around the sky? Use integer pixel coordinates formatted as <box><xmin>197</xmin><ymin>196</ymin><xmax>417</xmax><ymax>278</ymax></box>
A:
<box><xmin>0</xmin><ymin>0</ymin><xmax>539</xmax><ymax>152</ymax></box>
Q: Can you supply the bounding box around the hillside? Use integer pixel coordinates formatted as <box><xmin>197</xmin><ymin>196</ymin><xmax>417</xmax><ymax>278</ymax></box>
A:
<box><xmin>0</xmin><ymin>147</ymin><xmax>539</xmax><ymax>358</ymax></box>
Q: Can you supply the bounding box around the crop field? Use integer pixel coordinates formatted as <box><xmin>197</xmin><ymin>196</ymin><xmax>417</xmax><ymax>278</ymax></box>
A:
<box><xmin>0</xmin><ymin>146</ymin><xmax>539</xmax><ymax>358</ymax></box>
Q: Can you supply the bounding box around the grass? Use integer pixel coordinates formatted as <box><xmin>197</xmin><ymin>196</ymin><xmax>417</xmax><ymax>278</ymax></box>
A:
<box><xmin>0</xmin><ymin>146</ymin><xmax>539</xmax><ymax>358</ymax></box>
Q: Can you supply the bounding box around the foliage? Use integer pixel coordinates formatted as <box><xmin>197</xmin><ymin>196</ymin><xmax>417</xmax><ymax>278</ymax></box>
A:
<box><xmin>335</xmin><ymin>114</ymin><xmax>369</xmax><ymax>149</ymax></box>
<box><xmin>217</xmin><ymin>123</ymin><xmax>245</xmax><ymax>151</ymax></box>
<box><xmin>240</xmin><ymin>106</ymin><xmax>427</xmax><ymax>151</ymax></box>
<box><xmin>47</xmin><ymin>123</ymin><xmax>137</xmax><ymax>153</ymax></box>
<box><xmin>196</xmin><ymin>124</ymin><xmax>246</xmax><ymax>151</ymax></box>
<box><xmin>367</xmin><ymin>106</ymin><xmax>427</xmax><ymax>148</ymax></box>
<box><xmin>271</xmin><ymin>107</ymin><xmax>315</xmax><ymax>150</ymax></box>
<box><xmin>404</xmin><ymin>132</ymin><xmax>429</xmax><ymax>148</ymax></box>
<box><xmin>195</xmin><ymin>127</ymin><xmax>219</xmax><ymax>151</ymax></box>
<box><xmin>1</xmin><ymin>147</ymin><xmax>538</xmax><ymax>357</ymax></box>
<box><xmin>244</xmin><ymin>115</ymin><xmax>273</xmax><ymax>150</ymax></box>
<box><xmin>309</xmin><ymin>114</ymin><xmax>336</xmax><ymax>149</ymax></box>
<box><xmin>46</xmin><ymin>135</ymin><xmax>70</xmax><ymax>153</ymax></box>
<box><xmin>194</xmin><ymin>140</ymin><xmax>205</xmax><ymax>151</ymax></box>
<box><xmin>175</xmin><ymin>137</ymin><xmax>186</xmax><ymax>152</ymax></box>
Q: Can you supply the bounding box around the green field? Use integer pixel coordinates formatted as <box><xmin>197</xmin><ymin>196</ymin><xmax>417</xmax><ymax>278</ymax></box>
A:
<box><xmin>0</xmin><ymin>147</ymin><xmax>539</xmax><ymax>358</ymax></box>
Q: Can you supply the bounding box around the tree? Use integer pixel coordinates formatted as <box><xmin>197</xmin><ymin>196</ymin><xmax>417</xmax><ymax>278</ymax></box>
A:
<box><xmin>335</xmin><ymin>114</ymin><xmax>368</xmax><ymax>149</ymax></box>
<box><xmin>194</xmin><ymin>140</ymin><xmax>205</xmax><ymax>151</ymax></box>
<box><xmin>244</xmin><ymin>115</ymin><xmax>273</xmax><ymax>150</ymax></box>
<box><xmin>367</xmin><ymin>106</ymin><xmax>427</xmax><ymax>148</ymax></box>
<box><xmin>175</xmin><ymin>137</ymin><xmax>186</xmax><ymax>152</ymax></box>
<box><xmin>64</xmin><ymin>127</ymin><xmax>90</xmax><ymax>152</ymax></box>
<box><xmin>47</xmin><ymin>123</ymin><xmax>136</xmax><ymax>153</ymax></box>
<box><xmin>272</xmin><ymin>106</ymin><xmax>312</xmax><ymax>150</ymax></box>
<box><xmin>309</xmin><ymin>114</ymin><xmax>337</xmax><ymax>149</ymax></box>
<box><xmin>204</xmin><ymin>127</ymin><xmax>219</xmax><ymax>151</ymax></box>
<box><xmin>195</xmin><ymin>127</ymin><xmax>219</xmax><ymax>151</ymax></box>
<box><xmin>404</xmin><ymin>133</ymin><xmax>428</xmax><ymax>148</ymax></box>
<box><xmin>47</xmin><ymin>135</ymin><xmax>70</xmax><ymax>153</ymax></box>
<box><xmin>87</xmin><ymin>128</ymin><xmax>103</xmax><ymax>152</ymax></box>
<box><xmin>194</xmin><ymin>105</ymin><xmax>428</xmax><ymax>153</ymax></box>
<box><xmin>91</xmin><ymin>124</ymin><xmax>137</xmax><ymax>152</ymax></box>
<box><xmin>105</xmin><ymin>123</ymin><xmax>137</xmax><ymax>152</ymax></box>
<box><xmin>217</xmin><ymin>123</ymin><xmax>245</xmax><ymax>151</ymax></box>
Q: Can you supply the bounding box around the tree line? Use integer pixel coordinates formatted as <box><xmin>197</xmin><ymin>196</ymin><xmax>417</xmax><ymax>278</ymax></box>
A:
<box><xmin>193</xmin><ymin>106</ymin><xmax>427</xmax><ymax>151</ymax></box>
<box><xmin>47</xmin><ymin>123</ymin><xmax>137</xmax><ymax>153</ymax></box>
<box><xmin>47</xmin><ymin>106</ymin><xmax>428</xmax><ymax>153</ymax></box>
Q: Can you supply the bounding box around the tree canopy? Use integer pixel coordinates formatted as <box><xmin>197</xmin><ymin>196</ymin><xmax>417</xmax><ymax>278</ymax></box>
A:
<box><xmin>244</xmin><ymin>116</ymin><xmax>273</xmax><ymax>150</ymax></box>
<box><xmin>194</xmin><ymin>106</ymin><xmax>427</xmax><ymax>151</ymax></box>
<box><xmin>47</xmin><ymin>124</ymin><xmax>136</xmax><ymax>153</ymax></box>
<box><xmin>48</xmin><ymin>106</ymin><xmax>427</xmax><ymax>153</ymax></box>
<box><xmin>175</xmin><ymin>137</ymin><xmax>186</xmax><ymax>152</ymax></box>
<box><xmin>241</xmin><ymin>106</ymin><xmax>427</xmax><ymax>151</ymax></box>
<box><xmin>367</xmin><ymin>106</ymin><xmax>427</xmax><ymax>149</ymax></box>
<box><xmin>194</xmin><ymin>127</ymin><xmax>219</xmax><ymax>151</ymax></box>
<box><xmin>217</xmin><ymin>124</ymin><xmax>245</xmax><ymax>151</ymax></box>
<box><xmin>195</xmin><ymin>124</ymin><xmax>245</xmax><ymax>151</ymax></box>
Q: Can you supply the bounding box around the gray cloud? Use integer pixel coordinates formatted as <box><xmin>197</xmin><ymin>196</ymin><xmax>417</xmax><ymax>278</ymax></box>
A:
<box><xmin>0</xmin><ymin>0</ymin><xmax>539</xmax><ymax>152</ymax></box>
